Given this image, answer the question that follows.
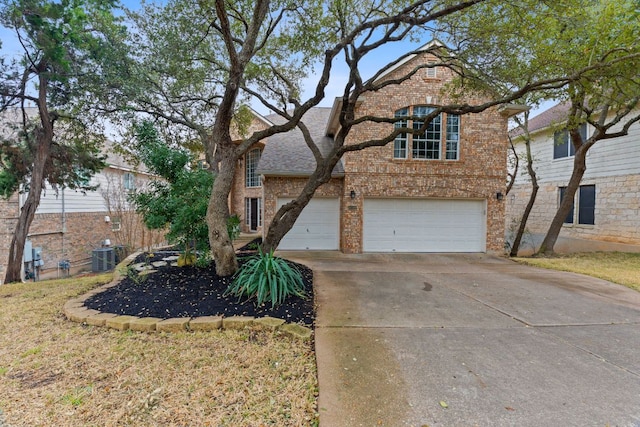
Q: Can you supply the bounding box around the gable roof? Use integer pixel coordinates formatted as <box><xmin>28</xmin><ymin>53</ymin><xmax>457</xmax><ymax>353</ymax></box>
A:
<box><xmin>510</xmin><ymin>102</ymin><xmax>570</xmax><ymax>138</ymax></box>
<box><xmin>257</xmin><ymin>107</ymin><xmax>344</xmax><ymax>177</ymax></box>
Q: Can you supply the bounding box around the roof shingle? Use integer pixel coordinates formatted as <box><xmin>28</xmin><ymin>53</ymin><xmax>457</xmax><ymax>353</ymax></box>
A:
<box><xmin>257</xmin><ymin>107</ymin><xmax>344</xmax><ymax>177</ymax></box>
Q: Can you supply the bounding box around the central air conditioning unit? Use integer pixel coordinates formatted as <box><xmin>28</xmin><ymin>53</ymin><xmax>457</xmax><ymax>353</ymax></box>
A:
<box><xmin>92</xmin><ymin>248</ymin><xmax>115</xmax><ymax>272</ymax></box>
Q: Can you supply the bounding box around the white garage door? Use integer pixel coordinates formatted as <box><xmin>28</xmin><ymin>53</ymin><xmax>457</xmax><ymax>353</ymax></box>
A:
<box><xmin>363</xmin><ymin>199</ymin><xmax>486</xmax><ymax>252</ymax></box>
<box><xmin>277</xmin><ymin>198</ymin><xmax>340</xmax><ymax>250</ymax></box>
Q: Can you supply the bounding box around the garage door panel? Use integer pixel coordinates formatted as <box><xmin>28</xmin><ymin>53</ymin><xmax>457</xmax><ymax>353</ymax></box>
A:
<box><xmin>363</xmin><ymin>199</ymin><xmax>486</xmax><ymax>252</ymax></box>
<box><xmin>277</xmin><ymin>198</ymin><xmax>339</xmax><ymax>250</ymax></box>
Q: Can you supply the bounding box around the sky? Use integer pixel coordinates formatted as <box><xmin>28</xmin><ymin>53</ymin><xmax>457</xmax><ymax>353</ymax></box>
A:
<box><xmin>0</xmin><ymin>1</ymin><xmax>553</xmax><ymax>119</ymax></box>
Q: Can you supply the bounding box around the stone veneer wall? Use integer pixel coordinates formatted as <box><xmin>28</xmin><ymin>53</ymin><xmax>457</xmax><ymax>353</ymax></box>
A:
<box><xmin>340</xmin><ymin>52</ymin><xmax>508</xmax><ymax>253</ymax></box>
<box><xmin>506</xmin><ymin>174</ymin><xmax>640</xmax><ymax>246</ymax></box>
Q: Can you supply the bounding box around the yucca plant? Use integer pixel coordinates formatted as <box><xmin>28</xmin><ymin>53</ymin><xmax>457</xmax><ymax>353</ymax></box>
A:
<box><xmin>226</xmin><ymin>249</ymin><xmax>306</xmax><ymax>308</ymax></box>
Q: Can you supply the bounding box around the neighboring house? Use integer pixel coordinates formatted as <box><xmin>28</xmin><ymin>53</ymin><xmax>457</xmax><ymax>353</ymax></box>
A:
<box><xmin>505</xmin><ymin>102</ymin><xmax>640</xmax><ymax>254</ymax></box>
<box><xmin>229</xmin><ymin>42</ymin><xmax>522</xmax><ymax>253</ymax></box>
<box><xmin>0</xmin><ymin>117</ymin><xmax>159</xmax><ymax>281</ymax></box>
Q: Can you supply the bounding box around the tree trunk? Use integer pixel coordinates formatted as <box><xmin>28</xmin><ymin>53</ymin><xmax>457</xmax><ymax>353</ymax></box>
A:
<box><xmin>537</xmin><ymin>147</ymin><xmax>587</xmax><ymax>255</ymax></box>
<box><xmin>509</xmin><ymin>137</ymin><xmax>538</xmax><ymax>257</ymax></box>
<box><xmin>4</xmin><ymin>129</ymin><xmax>52</xmax><ymax>283</ymax></box>
<box><xmin>263</xmin><ymin>171</ymin><xmax>330</xmax><ymax>252</ymax></box>
<box><xmin>206</xmin><ymin>149</ymin><xmax>238</xmax><ymax>276</ymax></box>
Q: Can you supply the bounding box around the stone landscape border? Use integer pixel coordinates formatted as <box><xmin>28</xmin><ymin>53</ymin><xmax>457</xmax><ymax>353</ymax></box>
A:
<box><xmin>62</xmin><ymin>251</ymin><xmax>313</xmax><ymax>341</ymax></box>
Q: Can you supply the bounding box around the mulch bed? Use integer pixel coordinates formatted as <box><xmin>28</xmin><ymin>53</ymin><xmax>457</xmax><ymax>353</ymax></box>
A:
<box><xmin>84</xmin><ymin>241</ymin><xmax>315</xmax><ymax>326</ymax></box>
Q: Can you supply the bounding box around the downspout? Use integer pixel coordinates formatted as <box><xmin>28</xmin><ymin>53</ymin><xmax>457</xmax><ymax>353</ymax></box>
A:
<box><xmin>61</xmin><ymin>188</ymin><xmax>66</xmax><ymax>258</ymax></box>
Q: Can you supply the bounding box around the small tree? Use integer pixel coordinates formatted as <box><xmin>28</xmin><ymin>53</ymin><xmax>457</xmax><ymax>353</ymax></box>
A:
<box><xmin>128</xmin><ymin>121</ymin><xmax>213</xmax><ymax>261</ymax></box>
<box><xmin>507</xmin><ymin>111</ymin><xmax>541</xmax><ymax>257</ymax></box>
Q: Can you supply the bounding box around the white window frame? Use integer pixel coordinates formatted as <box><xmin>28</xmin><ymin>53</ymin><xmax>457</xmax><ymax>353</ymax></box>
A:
<box><xmin>445</xmin><ymin>114</ymin><xmax>460</xmax><ymax>160</ymax></box>
<box><xmin>393</xmin><ymin>108</ymin><xmax>409</xmax><ymax>159</ymax></box>
<box><xmin>393</xmin><ymin>106</ymin><xmax>459</xmax><ymax>161</ymax></box>
<box><xmin>111</xmin><ymin>217</ymin><xmax>122</xmax><ymax>232</ymax></box>
<box><xmin>413</xmin><ymin>106</ymin><xmax>441</xmax><ymax>160</ymax></box>
<box><xmin>245</xmin><ymin>197</ymin><xmax>262</xmax><ymax>228</ymax></box>
<box><xmin>426</xmin><ymin>60</ymin><xmax>437</xmax><ymax>78</ymax></box>
<box><xmin>245</xmin><ymin>149</ymin><xmax>261</xmax><ymax>188</ymax></box>
<box><xmin>123</xmin><ymin>172</ymin><xmax>135</xmax><ymax>191</ymax></box>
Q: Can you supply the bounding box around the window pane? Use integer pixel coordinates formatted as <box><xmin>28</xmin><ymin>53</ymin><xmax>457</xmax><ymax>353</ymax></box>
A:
<box><xmin>245</xmin><ymin>149</ymin><xmax>261</xmax><ymax>188</ymax></box>
<box><xmin>394</xmin><ymin>137</ymin><xmax>407</xmax><ymax>158</ymax></box>
<box><xmin>554</xmin><ymin>130</ymin><xmax>570</xmax><ymax>159</ymax></box>
<box><xmin>559</xmin><ymin>187</ymin><xmax>574</xmax><ymax>224</ymax></box>
<box><xmin>412</xmin><ymin>106</ymin><xmax>440</xmax><ymax>159</ymax></box>
<box><xmin>446</xmin><ymin>114</ymin><xmax>459</xmax><ymax>160</ymax></box>
<box><xmin>394</xmin><ymin>108</ymin><xmax>408</xmax><ymax>159</ymax></box>
<box><xmin>123</xmin><ymin>172</ymin><xmax>135</xmax><ymax>190</ymax></box>
<box><xmin>426</xmin><ymin>61</ymin><xmax>437</xmax><ymax>78</ymax></box>
<box><xmin>578</xmin><ymin>185</ymin><xmax>595</xmax><ymax>225</ymax></box>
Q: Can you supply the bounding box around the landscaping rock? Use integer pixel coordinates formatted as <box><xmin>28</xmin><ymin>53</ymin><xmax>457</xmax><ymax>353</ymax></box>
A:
<box><xmin>156</xmin><ymin>317</ymin><xmax>189</xmax><ymax>332</ymax></box>
<box><xmin>85</xmin><ymin>312</ymin><xmax>118</xmax><ymax>326</ymax></box>
<box><xmin>189</xmin><ymin>316</ymin><xmax>223</xmax><ymax>331</ymax></box>
<box><xmin>106</xmin><ymin>315</ymin><xmax>139</xmax><ymax>331</ymax></box>
<box><xmin>67</xmin><ymin>307</ymin><xmax>100</xmax><ymax>323</ymax></box>
<box><xmin>279</xmin><ymin>323</ymin><xmax>313</xmax><ymax>341</ymax></box>
<box><xmin>223</xmin><ymin>316</ymin><xmax>255</xmax><ymax>330</ymax></box>
<box><xmin>130</xmin><ymin>317</ymin><xmax>162</xmax><ymax>332</ymax></box>
<box><xmin>254</xmin><ymin>316</ymin><xmax>286</xmax><ymax>331</ymax></box>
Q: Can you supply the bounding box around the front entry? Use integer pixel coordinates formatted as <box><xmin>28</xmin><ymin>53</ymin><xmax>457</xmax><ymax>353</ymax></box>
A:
<box><xmin>245</xmin><ymin>198</ymin><xmax>261</xmax><ymax>231</ymax></box>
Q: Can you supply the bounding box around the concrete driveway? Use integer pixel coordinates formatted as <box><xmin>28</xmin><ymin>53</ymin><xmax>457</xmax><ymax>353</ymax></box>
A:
<box><xmin>281</xmin><ymin>252</ymin><xmax>640</xmax><ymax>427</ymax></box>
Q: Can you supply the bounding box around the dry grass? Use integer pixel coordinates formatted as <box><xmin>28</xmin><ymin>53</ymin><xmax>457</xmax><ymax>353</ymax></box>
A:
<box><xmin>514</xmin><ymin>252</ymin><xmax>640</xmax><ymax>292</ymax></box>
<box><xmin>0</xmin><ymin>274</ymin><xmax>318</xmax><ymax>427</ymax></box>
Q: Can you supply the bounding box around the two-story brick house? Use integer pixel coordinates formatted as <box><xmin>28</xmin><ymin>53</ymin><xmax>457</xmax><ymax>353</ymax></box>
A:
<box><xmin>230</xmin><ymin>42</ymin><xmax>521</xmax><ymax>253</ymax></box>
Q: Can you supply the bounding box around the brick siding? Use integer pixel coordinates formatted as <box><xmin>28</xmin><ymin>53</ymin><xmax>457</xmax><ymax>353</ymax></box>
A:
<box><xmin>340</xmin><ymin>53</ymin><xmax>507</xmax><ymax>253</ymax></box>
<box><xmin>244</xmin><ymin>51</ymin><xmax>510</xmax><ymax>254</ymax></box>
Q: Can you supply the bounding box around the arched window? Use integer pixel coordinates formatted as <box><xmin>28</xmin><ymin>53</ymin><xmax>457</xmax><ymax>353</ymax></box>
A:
<box><xmin>393</xmin><ymin>106</ymin><xmax>459</xmax><ymax>161</ymax></box>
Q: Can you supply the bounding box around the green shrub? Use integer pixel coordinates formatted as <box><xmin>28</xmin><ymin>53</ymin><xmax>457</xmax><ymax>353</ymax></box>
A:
<box><xmin>194</xmin><ymin>250</ymin><xmax>212</xmax><ymax>268</ymax></box>
<box><xmin>227</xmin><ymin>214</ymin><xmax>241</xmax><ymax>241</ymax></box>
<box><xmin>128</xmin><ymin>121</ymin><xmax>213</xmax><ymax>255</ymax></box>
<box><xmin>225</xmin><ymin>250</ymin><xmax>306</xmax><ymax>308</ymax></box>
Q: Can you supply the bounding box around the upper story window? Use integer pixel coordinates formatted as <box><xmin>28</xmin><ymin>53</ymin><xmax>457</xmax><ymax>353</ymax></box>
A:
<box><xmin>245</xmin><ymin>148</ymin><xmax>261</xmax><ymax>188</ymax></box>
<box><xmin>426</xmin><ymin>61</ymin><xmax>437</xmax><ymax>78</ymax></box>
<box><xmin>393</xmin><ymin>106</ymin><xmax>460</xmax><ymax>161</ymax></box>
<box><xmin>553</xmin><ymin>123</ymin><xmax>587</xmax><ymax>159</ymax></box>
<box><xmin>123</xmin><ymin>172</ymin><xmax>135</xmax><ymax>191</ymax></box>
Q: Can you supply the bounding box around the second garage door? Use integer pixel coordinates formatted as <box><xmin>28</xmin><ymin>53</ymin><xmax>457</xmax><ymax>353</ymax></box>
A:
<box><xmin>363</xmin><ymin>199</ymin><xmax>486</xmax><ymax>252</ymax></box>
<box><xmin>277</xmin><ymin>198</ymin><xmax>340</xmax><ymax>250</ymax></box>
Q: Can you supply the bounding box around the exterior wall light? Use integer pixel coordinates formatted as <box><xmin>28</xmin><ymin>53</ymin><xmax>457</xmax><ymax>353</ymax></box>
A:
<box><xmin>496</xmin><ymin>192</ymin><xmax>504</xmax><ymax>201</ymax></box>
<box><xmin>350</xmin><ymin>190</ymin><xmax>356</xmax><ymax>199</ymax></box>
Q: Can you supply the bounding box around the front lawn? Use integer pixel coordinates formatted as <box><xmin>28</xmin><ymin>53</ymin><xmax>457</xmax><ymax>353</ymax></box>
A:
<box><xmin>513</xmin><ymin>252</ymin><xmax>640</xmax><ymax>292</ymax></box>
<box><xmin>0</xmin><ymin>274</ymin><xmax>318</xmax><ymax>426</ymax></box>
